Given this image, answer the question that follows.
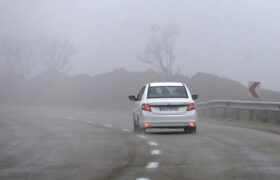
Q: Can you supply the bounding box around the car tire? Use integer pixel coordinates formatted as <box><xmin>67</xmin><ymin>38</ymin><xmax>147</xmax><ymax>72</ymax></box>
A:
<box><xmin>134</xmin><ymin>122</ymin><xmax>145</xmax><ymax>134</ymax></box>
<box><xmin>191</xmin><ymin>127</ymin><xmax>197</xmax><ymax>134</ymax></box>
<box><xmin>184</xmin><ymin>127</ymin><xmax>196</xmax><ymax>134</ymax></box>
<box><xmin>139</xmin><ymin>127</ymin><xmax>145</xmax><ymax>134</ymax></box>
<box><xmin>133</xmin><ymin>120</ymin><xmax>139</xmax><ymax>134</ymax></box>
<box><xmin>184</xmin><ymin>127</ymin><xmax>190</xmax><ymax>134</ymax></box>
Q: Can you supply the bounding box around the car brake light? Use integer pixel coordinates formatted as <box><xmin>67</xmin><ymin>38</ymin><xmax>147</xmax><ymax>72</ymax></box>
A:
<box><xmin>142</xmin><ymin>104</ymin><xmax>151</xmax><ymax>111</ymax></box>
<box><xmin>187</xmin><ymin>103</ymin><xmax>195</xmax><ymax>111</ymax></box>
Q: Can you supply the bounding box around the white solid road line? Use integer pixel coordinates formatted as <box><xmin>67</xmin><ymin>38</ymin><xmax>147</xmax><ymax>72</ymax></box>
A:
<box><xmin>104</xmin><ymin>124</ymin><xmax>113</xmax><ymax>127</ymax></box>
<box><xmin>146</xmin><ymin>162</ymin><xmax>159</xmax><ymax>169</ymax></box>
<box><xmin>85</xmin><ymin>121</ymin><xmax>92</xmax><ymax>124</ymax></box>
<box><xmin>136</xmin><ymin>178</ymin><xmax>150</xmax><ymax>180</ymax></box>
<box><xmin>148</xmin><ymin>141</ymin><xmax>158</xmax><ymax>146</ymax></box>
<box><xmin>150</xmin><ymin>150</ymin><xmax>161</xmax><ymax>155</ymax></box>
<box><xmin>122</xmin><ymin>129</ymin><xmax>130</xmax><ymax>132</ymax></box>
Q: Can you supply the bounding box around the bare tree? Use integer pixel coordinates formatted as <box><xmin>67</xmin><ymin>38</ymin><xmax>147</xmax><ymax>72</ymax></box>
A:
<box><xmin>40</xmin><ymin>38</ymin><xmax>75</xmax><ymax>74</ymax></box>
<box><xmin>0</xmin><ymin>38</ymin><xmax>33</xmax><ymax>77</ymax></box>
<box><xmin>139</xmin><ymin>24</ymin><xmax>180</xmax><ymax>80</ymax></box>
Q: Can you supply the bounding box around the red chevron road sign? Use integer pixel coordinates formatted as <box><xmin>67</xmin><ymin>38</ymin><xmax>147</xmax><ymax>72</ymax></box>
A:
<box><xmin>248</xmin><ymin>82</ymin><xmax>260</xmax><ymax>98</ymax></box>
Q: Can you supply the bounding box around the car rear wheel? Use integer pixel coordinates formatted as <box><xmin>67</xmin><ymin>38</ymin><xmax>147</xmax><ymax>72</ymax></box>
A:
<box><xmin>138</xmin><ymin>127</ymin><xmax>145</xmax><ymax>134</ymax></box>
<box><xmin>133</xmin><ymin>119</ymin><xmax>145</xmax><ymax>134</ymax></box>
<box><xmin>133</xmin><ymin>120</ymin><xmax>139</xmax><ymax>133</ymax></box>
<box><xmin>191</xmin><ymin>127</ymin><xmax>197</xmax><ymax>133</ymax></box>
<box><xmin>189</xmin><ymin>127</ymin><xmax>196</xmax><ymax>134</ymax></box>
<box><xmin>184</xmin><ymin>127</ymin><xmax>189</xmax><ymax>134</ymax></box>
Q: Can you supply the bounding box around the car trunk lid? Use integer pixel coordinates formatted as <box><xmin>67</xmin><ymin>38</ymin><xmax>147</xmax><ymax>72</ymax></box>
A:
<box><xmin>147</xmin><ymin>98</ymin><xmax>191</xmax><ymax>115</ymax></box>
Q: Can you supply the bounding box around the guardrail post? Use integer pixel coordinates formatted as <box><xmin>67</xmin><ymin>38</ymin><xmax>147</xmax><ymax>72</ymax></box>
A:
<box><xmin>235</xmin><ymin>109</ymin><xmax>240</xmax><ymax>120</ymax></box>
<box><xmin>223</xmin><ymin>108</ymin><xmax>227</xmax><ymax>119</ymax></box>
<box><xmin>211</xmin><ymin>109</ymin><xmax>215</xmax><ymax>118</ymax></box>
<box><xmin>263</xmin><ymin>111</ymin><xmax>268</xmax><ymax>122</ymax></box>
<box><xmin>249</xmin><ymin>110</ymin><xmax>254</xmax><ymax>120</ymax></box>
<box><xmin>276</xmin><ymin>112</ymin><xmax>280</xmax><ymax>125</ymax></box>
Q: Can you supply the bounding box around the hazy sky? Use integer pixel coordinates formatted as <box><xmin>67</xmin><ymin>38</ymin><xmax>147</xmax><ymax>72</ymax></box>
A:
<box><xmin>1</xmin><ymin>0</ymin><xmax>280</xmax><ymax>91</ymax></box>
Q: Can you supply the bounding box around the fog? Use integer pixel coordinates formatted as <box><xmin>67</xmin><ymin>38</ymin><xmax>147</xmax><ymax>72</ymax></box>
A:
<box><xmin>2</xmin><ymin>1</ymin><xmax>280</xmax><ymax>179</ymax></box>
<box><xmin>1</xmin><ymin>0</ymin><xmax>280</xmax><ymax>91</ymax></box>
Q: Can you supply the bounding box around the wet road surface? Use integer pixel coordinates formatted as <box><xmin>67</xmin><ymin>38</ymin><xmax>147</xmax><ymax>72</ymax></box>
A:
<box><xmin>1</xmin><ymin>105</ymin><xmax>280</xmax><ymax>180</ymax></box>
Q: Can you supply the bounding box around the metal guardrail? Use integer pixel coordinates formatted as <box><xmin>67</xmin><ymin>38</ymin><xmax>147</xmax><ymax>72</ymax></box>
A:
<box><xmin>196</xmin><ymin>100</ymin><xmax>280</xmax><ymax>122</ymax></box>
<box><xmin>197</xmin><ymin>100</ymin><xmax>280</xmax><ymax>111</ymax></box>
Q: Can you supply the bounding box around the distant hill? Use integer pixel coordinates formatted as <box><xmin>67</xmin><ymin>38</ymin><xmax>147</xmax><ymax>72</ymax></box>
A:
<box><xmin>0</xmin><ymin>69</ymin><xmax>280</xmax><ymax>108</ymax></box>
<box><xmin>189</xmin><ymin>72</ymin><xmax>280</xmax><ymax>102</ymax></box>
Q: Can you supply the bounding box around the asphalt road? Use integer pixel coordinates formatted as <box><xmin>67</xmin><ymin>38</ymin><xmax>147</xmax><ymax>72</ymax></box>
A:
<box><xmin>1</xmin><ymin>105</ymin><xmax>280</xmax><ymax>180</ymax></box>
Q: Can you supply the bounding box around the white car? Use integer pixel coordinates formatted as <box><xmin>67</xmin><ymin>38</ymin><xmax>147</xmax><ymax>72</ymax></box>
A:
<box><xmin>129</xmin><ymin>82</ymin><xmax>198</xmax><ymax>134</ymax></box>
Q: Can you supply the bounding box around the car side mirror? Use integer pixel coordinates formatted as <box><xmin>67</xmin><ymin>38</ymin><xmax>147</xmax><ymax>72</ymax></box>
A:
<box><xmin>128</xmin><ymin>95</ymin><xmax>137</xmax><ymax>101</ymax></box>
<box><xmin>192</xmin><ymin>95</ymin><xmax>198</xmax><ymax>100</ymax></box>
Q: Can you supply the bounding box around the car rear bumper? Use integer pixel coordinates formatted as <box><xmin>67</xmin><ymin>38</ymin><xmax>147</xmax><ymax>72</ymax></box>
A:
<box><xmin>139</xmin><ymin>110</ymin><xmax>197</xmax><ymax>128</ymax></box>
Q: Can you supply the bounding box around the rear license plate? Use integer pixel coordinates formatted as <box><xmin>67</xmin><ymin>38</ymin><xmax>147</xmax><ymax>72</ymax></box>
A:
<box><xmin>159</xmin><ymin>107</ymin><xmax>179</xmax><ymax>111</ymax></box>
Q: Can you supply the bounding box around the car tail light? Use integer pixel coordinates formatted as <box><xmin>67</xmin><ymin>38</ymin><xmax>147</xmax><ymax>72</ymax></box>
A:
<box><xmin>144</xmin><ymin>122</ymin><xmax>150</xmax><ymax>127</ymax></box>
<box><xmin>189</xmin><ymin>122</ymin><xmax>196</xmax><ymax>127</ymax></box>
<box><xmin>187</xmin><ymin>103</ymin><xmax>195</xmax><ymax>111</ymax></box>
<box><xmin>142</xmin><ymin>104</ymin><xmax>151</xmax><ymax>111</ymax></box>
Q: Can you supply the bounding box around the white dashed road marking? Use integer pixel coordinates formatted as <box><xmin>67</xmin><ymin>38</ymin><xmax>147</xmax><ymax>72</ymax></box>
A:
<box><xmin>146</xmin><ymin>162</ymin><xmax>159</xmax><ymax>169</ymax></box>
<box><xmin>122</xmin><ymin>129</ymin><xmax>130</xmax><ymax>132</ymax></box>
<box><xmin>150</xmin><ymin>150</ymin><xmax>161</xmax><ymax>155</ymax></box>
<box><xmin>66</xmin><ymin>117</ymin><xmax>75</xmax><ymax>120</ymax></box>
<box><xmin>136</xmin><ymin>178</ymin><xmax>149</xmax><ymax>180</ymax></box>
<box><xmin>104</xmin><ymin>124</ymin><xmax>113</xmax><ymax>128</ymax></box>
<box><xmin>137</xmin><ymin>135</ymin><xmax>147</xmax><ymax>139</ymax></box>
<box><xmin>85</xmin><ymin>121</ymin><xmax>92</xmax><ymax>124</ymax></box>
<box><xmin>148</xmin><ymin>141</ymin><xmax>158</xmax><ymax>146</ymax></box>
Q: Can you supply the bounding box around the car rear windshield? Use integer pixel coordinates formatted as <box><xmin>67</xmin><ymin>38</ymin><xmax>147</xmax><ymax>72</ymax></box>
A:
<box><xmin>148</xmin><ymin>86</ymin><xmax>188</xmax><ymax>99</ymax></box>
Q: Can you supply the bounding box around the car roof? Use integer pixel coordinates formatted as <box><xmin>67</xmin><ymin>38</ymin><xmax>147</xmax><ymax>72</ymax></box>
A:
<box><xmin>149</xmin><ymin>82</ymin><xmax>184</xmax><ymax>87</ymax></box>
